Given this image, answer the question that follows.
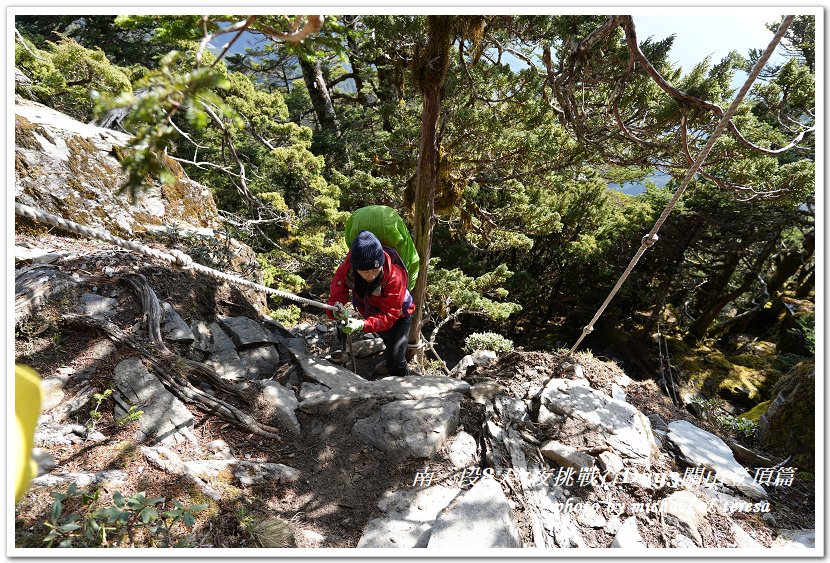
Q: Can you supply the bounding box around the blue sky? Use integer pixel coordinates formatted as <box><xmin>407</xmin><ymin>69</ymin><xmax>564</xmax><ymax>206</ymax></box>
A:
<box><xmin>633</xmin><ymin>11</ymin><xmax>791</xmax><ymax>90</ymax></box>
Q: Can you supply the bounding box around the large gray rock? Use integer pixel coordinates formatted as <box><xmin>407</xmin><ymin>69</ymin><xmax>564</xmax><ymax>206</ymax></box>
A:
<box><xmin>299</xmin><ymin>375</ymin><xmax>470</xmax><ymax>414</ymax></box>
<box><xmin>218</xmin><ymin>316</ymin><xmax>277</xmax><ymax>347</ymax></box>
<box><xmin>446</xmin><ymin>431</ymin><xmax>478</xmax><ymax>469</ymax></box>
<box><xmin>729</xmin><ymin>519</ymin><xmax>764</xmax><ymax>548</ymax></box>
<box><xmin>191</xmin><ymin>320</ymin><xmax>213</xmax><ymax>353</ymax></box>
<box><xmin>351</xmin><ymin>337</ymin><xmax>386</xmax><ymax>357</ymax></box>
<box><xmin>14</xmin><ymin>97</ymin><xmax>220</xmax><ymax>236</ymax></box>
<box><xmin>352</xmin><ymin>395</ymin><xmax>461</xmax><ymax>459</ymax></box>
<box><xmin>540</xmin><ymin>439</ymin><xmax>595</xmax><ymax>471</ymax></box>
<box><xmin>161</xmin><ymin>301</ymin><xmax>194</xmax><ymax>344</ymax></box>
<box><xmin>208</xmin><ymin>322</ymin><xmax>236</xmax><ymax>352</ymax></box>
<box><xmin>666</xmin><ymin>420</ymin><xmax>766</xmax><ymax>500</ymax></box>
<box><xmin>357</xmin><ymin>485</ymin><xmax>460</xmax><ymax>548</ymax></box>
<box><xmin>238</xmin><ymin>345</ymin><xmax>281</xmax><ymax>379</ymax></box>
<box><xmin>30</xmin><ymin>470</ymin><xmax>127</xmax><ymax>489</ymax></box>
<box><xmin>40</xmin><ymin>375</ymin><xmax>69</xmax><ymax>413</ymax></box>
<box><xmin>427</xmin><ymin>477</ymin><xmax>522</xmax><ymax>548</ymax></box>
<box><xmin>610</xmin><ymin>516</ymin><xmax>647</xmax><ymax>548</ymax></box>
<box><xmin>451</xmin><ymin>350</ymin><xmax>497</xmax><ymax>376</ymax></box>
<box><xmin>205</xmin><ymin>349</ymin><xmax>248</xmax><ymax>381</ymax></box>
<box><xmin>540</xmin><ymin>378</ymin><xmax>653</xmax><ymax>467</ymax></box>
<box><xmin>112</xmin><ymin>357</ymin><xmax>195</xmax><ymax>445</ymax></box>
<box><xmin>288</xmin><ymin>347</ymin><xmax>368</xmax><ymax>390</ymax></box>
<box><xmin>770</xmin><ymin>529</ymin><xmax>815</xmax><ymax>550</ymax></box>
<box><xmin>662</xmin><ymin>490</ymin><xmax>710</xmax><ymax>546</ymax></box>
<box><xmin>256</xmin><ymin>381</ymin><xmax>300</xmax><ymax>434</ymax></box>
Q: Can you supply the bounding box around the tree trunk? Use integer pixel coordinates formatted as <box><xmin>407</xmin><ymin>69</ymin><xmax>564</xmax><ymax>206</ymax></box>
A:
<box><xmin>407</xmin><ymin>16</ymin><xmax>454</xmax><ymax>362</ymax></box>
<box><xmin>766</xmin><ymin>229</ymin><xmax>814</xmax><ymax>296</ymax></box>
<box><xmin>298</xmin><ymin>56</ymin><xmax>340</xmax><ymax>136</ymax></box>
<box><xmin>689</xmin><ymin>239</ymin><xmax>777</xmax><ymax>341</ymax></box>
<box><xmin>407</xmin><ymin>83</ymin><xmax>441</xmax><ymax>362</ymax></box>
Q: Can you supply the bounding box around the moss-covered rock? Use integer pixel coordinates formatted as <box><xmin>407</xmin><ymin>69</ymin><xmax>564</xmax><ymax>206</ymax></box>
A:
<box><xmin>669</xmin><ymin>338</ymin><xmax>781</xmax><ymax>410</ymax></box>
<box><xmin>758</xmin><ymin>360</ymin><xmax>815</xmax><ymax>467</ymax></box>
<box><xmin>738</xmin><ymin>400</ymin><xmax>770</xmax><ymax>423</ymax></box>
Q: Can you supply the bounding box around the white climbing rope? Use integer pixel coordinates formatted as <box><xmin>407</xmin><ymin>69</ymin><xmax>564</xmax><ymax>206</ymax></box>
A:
<box><xmin>15</xmin><ymin>202</ymin><xmax>338</xmax><ymax>312</ymax></box>
<box><xmin>568</xmin><ymin>15</ymin><xmax>795</xmax><ymax>355</ymax></box>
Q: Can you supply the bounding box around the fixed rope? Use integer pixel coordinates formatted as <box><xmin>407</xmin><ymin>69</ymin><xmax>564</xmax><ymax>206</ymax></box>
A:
<box><xmin>15</xmin><ymin>202</ymin><xmax>338</xmax><ymax>313</ymax></box>
<box><xmin>568</xmin><ymin>15</ymin><xmax>795</xmax><ymax>355</ymax></box>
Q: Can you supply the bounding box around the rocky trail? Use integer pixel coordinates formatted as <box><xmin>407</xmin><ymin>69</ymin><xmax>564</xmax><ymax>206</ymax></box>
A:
<box><xmin>13</xmin><ymin>232</ymin><xmax>815</xmax><ymax>551</ymax></box>
<box><xmin>13</xmin><ymin>96</ymin><xmax>815</xmax><ymax>551</ymax></box>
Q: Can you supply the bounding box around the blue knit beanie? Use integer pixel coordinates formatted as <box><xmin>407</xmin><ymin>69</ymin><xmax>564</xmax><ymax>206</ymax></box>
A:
<box><xmin>350</xmin><ymin>230</ymin><xmax>384</xmax><ymax>270</ymax></box>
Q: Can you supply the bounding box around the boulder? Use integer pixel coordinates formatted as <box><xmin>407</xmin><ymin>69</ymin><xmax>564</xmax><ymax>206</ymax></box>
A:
<box><xmin>357</xmin><ymin>485</ymin><xmax>459</xmax><ymax>548</ymax></box>
<box><xmin>662</xmin><ymin>490</ymin><xmax>710</xmax><ymax>546</ymax></box>
<box><xmin>237</xmin><ymin>345</ymin><xmax>281</xmax><ymax>379</ymax></box>
<box><xmin>112</xmin><ymin>357</ymin><xmax>196</xmax><ymax>445</ymax></box>
<box><xmin>610</xmin><ymin>516</ymin><xmax>646</xmax><ymax>548</ymax></box>
<box><xmin>205</xmin><ymin>349</ymin><xmax>248</xmax><ymax>381</ymax></box>
<box><xmin>352</xmin><ymin>395</ymin><xmax>461</xmax><ymax>459</ymax></box>
<box><xmin>451</xmin><ymin>350</ymin><xmax>497</xmax><ymax>376</ymax></box>
<box><xmin>299</xmin><ymin>375</ymin><xmax>469</xmax><ymax>414</ymax></box>
<box><xmin>351</xmin><ymin>337</ymin><xmax>386</xmax><ymax>357</ymax></box>
<box><xmin>666</xmin><ymin>420</ymin><xmax>766</xmax><ymax>499</ymax></box>
<box><xmin>540</xmin><ymin>378</ymin><xmax>653</xmax><ymax>467</ymax></box>
<box><xmin>256</xmin><ymin>381</ymin><xmax>300</xmax><ymax>434</ymax></box>
<box><xmin>758</xmin><ymin>361</ymin><xmax>814</xmax><ymax>466</ymax></box>
<box><xmin>540</xmin><ymin>440</ymin><xmax>594</xmax><ymax>471</ymax></box>
<box><xmin>427</xmin><ymin>477</ymin><xmax>522</xmax><ymax>548</ymax></box>
<box><xmin>770</xmin><ymin>529</ymin><xmax>816</xmax><ymax>550</ymax></box>
<box><xmin>218</xmin><ymin>316</ymin><xmax>277</xmax><ymax>348</ymax></box>
<box><xmin>161</xmin><ymin>302</ymin><xmax>194</xmax><ymax>344</ymax></box>
<box><xmin>15</xmin><ymin>98</ymin><xmax>220</xmax><ymax>236</ymax></box>
<box><xmin>597</xmin><ymin>451</ymin><xmax>624</xmax><ymax>477</ymax></box>
<box><xmin>445</xmin><ymin>431</ymin><xmax>478</xmax><ymax>469</ymax></box>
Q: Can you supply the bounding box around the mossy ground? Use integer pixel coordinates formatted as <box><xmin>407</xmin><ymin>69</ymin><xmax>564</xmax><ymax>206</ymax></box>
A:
<box><xmin>668</xmin><ymin>338</ymin><xmax>783</xmax><ymax>411</ymax></box>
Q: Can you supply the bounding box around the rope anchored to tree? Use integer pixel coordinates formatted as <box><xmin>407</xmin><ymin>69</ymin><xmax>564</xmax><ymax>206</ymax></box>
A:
<box><xmin>15</xmin><ymin>202</ymin><xmax>338</xmax><ymax>313</ymax></box>
<box><xmin>568</xmin><ymin>15</ymin><xmax>795</xmax><ymax>355</ymax></box>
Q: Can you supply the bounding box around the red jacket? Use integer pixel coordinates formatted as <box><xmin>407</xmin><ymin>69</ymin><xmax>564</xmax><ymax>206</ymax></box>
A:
<box><xmin>327</xmin><ymin>250</ymin><xmax>415</xmax><ymax>333</ymax></box>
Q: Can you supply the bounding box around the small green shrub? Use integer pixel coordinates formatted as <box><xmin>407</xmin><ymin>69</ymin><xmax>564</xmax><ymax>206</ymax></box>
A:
<box><xmin>115</xmin><ymin>405</ymin><xmax>143</xmax><ymax>427</ymax></box>
<box><xmin>42</xmin><ymin>483</ymin><xmax>207</xmax><ymax>547</ymax></box>
<box><xmin>87</xmin><ymin>389</ymin><xmax>113</xmax><ymax>431</ymax></box>
<box><xmin>719</xmin><ymin>414</ymin><xmax>757</xmax><ymax>439</ymax></box>
<box><xmin>268</xmin><ymin>305</ymin><xmax>301</xmax><ymax>326</ymax></box>
<box><xmin>463</xmin><ymin>332</ymin><xmax>514</xmax><ymax>355</ymax></box>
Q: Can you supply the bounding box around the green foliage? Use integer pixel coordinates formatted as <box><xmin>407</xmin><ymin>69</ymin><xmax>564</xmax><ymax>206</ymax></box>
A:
<box><xmin>428</xmin><ymin>260</ymin><xmax>521</xmax><ymax>321</ymax></box>
<box><xmin>268</xmin><ymin>305</ymin><xmax>301</xmax><ymax>326</ymax></box>
<box><xmin>115</xmin><ymin>405</ymin><xmax>143</xmax><ymax>427</ymax></box>
<box><xmin>795</xmin><ymin>314</ymin><xmax>815</xmax><ymax>354</ymax></box>
<box><xmin>93</xmin><ymin>50</ymin><xmax>234</xmax><ymax>198</ymax></box>
<box><xmin>719</xmin><ymin>414</ymin><xmax>757</xmax><ymax>439</ymax></box>
<box><xmin>463</xmin><ymin>332</ymin><xmax>514</xmax><ymax>354</ymax></box>
<box><xmin>42</xmin><ymin>483</ymin><xmax>206</xmax><ymax>547</ymax></box>
<box><xmin>87</xmin><ymin>388</ymin><xmax>113</xmax><ymax>430</ymax></box>
<box><xmin>15</xmin><ymin>35</ymin><xmax>132</xmax><ymax>121</ymax></box>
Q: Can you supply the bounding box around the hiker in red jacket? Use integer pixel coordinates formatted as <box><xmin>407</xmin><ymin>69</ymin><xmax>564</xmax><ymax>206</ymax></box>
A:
<box><xmin>327</xmin><ymin>230</ymin><xmax>415</xmax><ymax>378</ymax></box>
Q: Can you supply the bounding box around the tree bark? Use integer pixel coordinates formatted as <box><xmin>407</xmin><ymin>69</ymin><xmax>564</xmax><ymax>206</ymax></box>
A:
<box><xmin>298</xmin><ymin>56</ymin><xmax>340</xmax><ymax>136</ymax></box>
<box><xmin>766</xmin><ymin>229</ymin><xmax>814</xmax><ymax>296</ymax></box>
<box><xmin>689</xmin><ymin>239</ymin><xmax>777</xmax><ymax>341</ymax></box>
<box><xmin>407</xmin><ymin>16</ymin><xmax>454</xmax><ymax>362</ymax></box>
<box><xmin>407</xmin><ymin>83</ymin><xmax>441</xmax><ymax>361</ymax></box>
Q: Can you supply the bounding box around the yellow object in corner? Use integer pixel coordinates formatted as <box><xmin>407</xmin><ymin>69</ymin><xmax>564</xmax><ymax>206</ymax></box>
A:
<box><xmin>15</xmin><ymin>365</ymin><xmax>42</xmax><ymax>503</ymax></box>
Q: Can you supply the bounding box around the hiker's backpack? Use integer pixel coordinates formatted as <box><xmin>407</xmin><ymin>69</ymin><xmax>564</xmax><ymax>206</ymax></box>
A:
<box><xmin>344</xmin><ymin>205</ymin><xmax>420</xmax><ymax>291</ymax></box>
